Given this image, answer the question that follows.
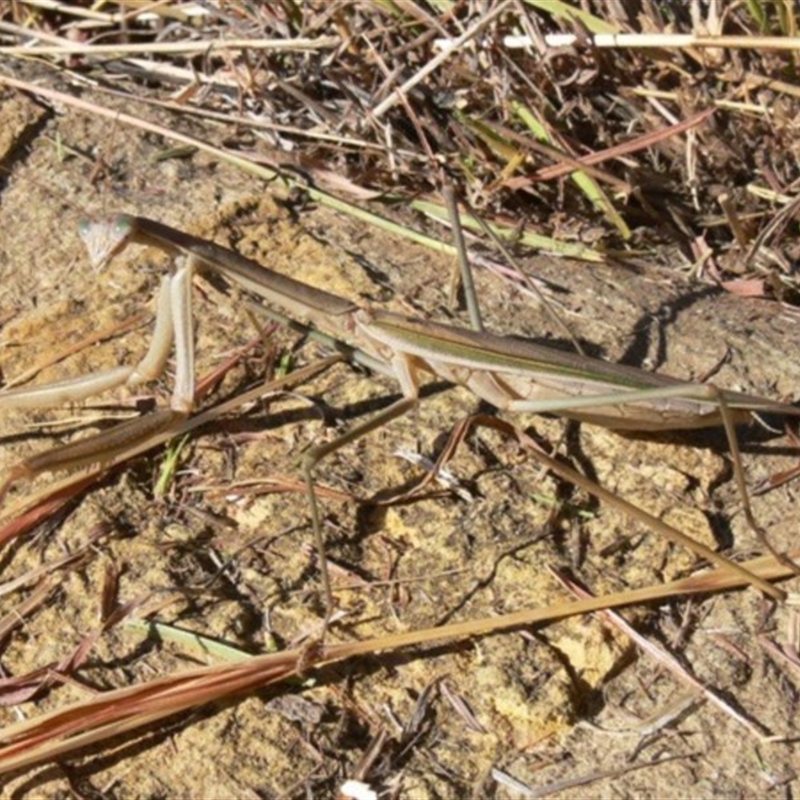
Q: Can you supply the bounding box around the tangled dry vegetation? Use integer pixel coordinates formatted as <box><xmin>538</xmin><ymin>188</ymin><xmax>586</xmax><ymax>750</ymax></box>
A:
<box><xmin>1</xmin><ymin>1</ymin><xmax>800</xmax><ymax>797</ymax></box>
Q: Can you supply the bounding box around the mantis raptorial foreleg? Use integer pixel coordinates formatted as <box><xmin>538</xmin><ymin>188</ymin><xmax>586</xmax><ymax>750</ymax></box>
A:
<box><xmin>0</xmin><ymin>257</ymin><xmax>197</xmax><ymax>503</ymax></box>
<box><xmin>2</xmin><ymin>214</ymin><xmax>798</xmax><ymax>623</ymax></box>
<box><xmin>0</xmin><ymin>266</ymin><xmax>192</xmax><ymax>413</ymax></box>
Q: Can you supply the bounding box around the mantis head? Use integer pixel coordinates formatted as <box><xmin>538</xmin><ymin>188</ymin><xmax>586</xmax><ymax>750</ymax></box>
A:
<box><xmin>78</xmin><ymin>215</ymin><xmax>135</xmax><ymax>270</ymax></box>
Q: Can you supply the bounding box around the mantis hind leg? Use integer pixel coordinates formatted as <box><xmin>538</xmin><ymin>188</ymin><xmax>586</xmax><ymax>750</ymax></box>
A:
<box><xmin>711</xmin><ymin>386</ymin><xmax>800</xmax><ymax>577</ymax></box>
<box><xmin>430</xmin><ymin>413</ymin><xmax>787</xmax><ymax>602</ymax></box>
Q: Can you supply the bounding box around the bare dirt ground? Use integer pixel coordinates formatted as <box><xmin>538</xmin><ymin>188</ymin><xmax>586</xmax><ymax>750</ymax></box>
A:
<box><xmin>1</xmin><ymin>84</ymin><xmax>800</xmax><ymax>798</ymax></box>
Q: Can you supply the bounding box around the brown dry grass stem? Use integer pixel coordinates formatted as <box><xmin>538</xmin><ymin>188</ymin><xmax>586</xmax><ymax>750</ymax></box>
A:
<box><xmin>0</xmin><ymin>543</ymin><xmax>795</xmax><ymax>776</ymax></box>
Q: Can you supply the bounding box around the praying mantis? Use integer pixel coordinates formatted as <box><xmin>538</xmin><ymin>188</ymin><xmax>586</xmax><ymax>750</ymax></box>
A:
<box><xmin>1</xmin><ymin>213</ymin><xmax>798</xmax><ymax>619</ymax></box>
